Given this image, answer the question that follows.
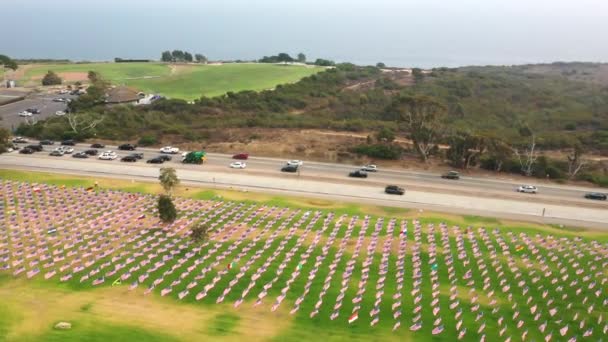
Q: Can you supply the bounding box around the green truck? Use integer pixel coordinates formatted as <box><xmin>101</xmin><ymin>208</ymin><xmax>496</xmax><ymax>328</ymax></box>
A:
<box><xmin>182</xmin><ymin>151</ymin><xmax>206</xmax><ymax>164</ymax></box>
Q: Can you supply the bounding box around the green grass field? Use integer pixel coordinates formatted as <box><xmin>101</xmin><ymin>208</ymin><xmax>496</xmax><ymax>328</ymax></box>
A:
<box><xmin>1</xmin><ymin>170</ymin><xmax>607</xmax><ymax>341</ymax></box>
<box><xmin>20</xmin><ymin>62</ymin><xmax>324</xmax><ymax>100</ymax></box>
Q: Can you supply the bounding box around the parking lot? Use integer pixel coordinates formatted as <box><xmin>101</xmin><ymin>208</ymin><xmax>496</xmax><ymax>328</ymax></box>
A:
<box><xmin>0</xmin><ymin>90</ymin><xmax>76</xmax><ymax>130</ymax></box>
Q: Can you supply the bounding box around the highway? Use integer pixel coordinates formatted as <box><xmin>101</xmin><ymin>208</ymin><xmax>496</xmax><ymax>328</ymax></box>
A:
<box><xmin>1</xmin><ymin>141</ymin><xmax>607</xmax><ymax>229</ymax></box>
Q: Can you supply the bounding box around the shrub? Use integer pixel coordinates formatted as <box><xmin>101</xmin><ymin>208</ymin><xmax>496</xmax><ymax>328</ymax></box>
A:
<box><xmin>352</xmin><ymin>144</ymin><xmax>403</xmax><ymax>160</ymax></box>
<box><xmin>157</xmin><ymin>195</ymin><xmax>177</xmax><ymax>223</ymax></box>
<box><xmin>138</xmin><ymin>135</ymin><xmax>157</xmax><ymax>146</ymax></box>
<box><xmin>41</xmin><ymin>71</ymin><xmax>62</xmax><ymax>86</ymax></box>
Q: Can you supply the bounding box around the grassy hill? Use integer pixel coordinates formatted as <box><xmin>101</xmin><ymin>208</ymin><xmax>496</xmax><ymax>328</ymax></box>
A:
<box><xmin>20</xmin><ymin>62</ymin><xmax>324</xmax><ymax>100</ymax></box>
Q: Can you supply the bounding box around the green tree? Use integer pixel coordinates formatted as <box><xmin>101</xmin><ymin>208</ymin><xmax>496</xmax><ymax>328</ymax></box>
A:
<box><xmin>87</xmin><ymin>71</ymin><xmax>99</xmax><ymax>83</ymax></box>
<box><xmin>412</xmin><ymin>68</ymin><xmax>424</xmax><ymax>83</ymax></box>
<box><xmin>0</xmin><ymin>55</ymin><xmax>18</xmax><ymax>71</ymax></box>
<box><xmin>195</xmin><ymin>54</ymin><xmax>207</xmax><ymax>63</ymax></box>
<box><xmin>184</xmin><ymin>52</ymin><xmax>193</xmax><ymax>62</ymax></box>
<box><xmin>0</xmin><ymin>128</ymin><xmax>10</xmax><ymax>153</ymax></box>
<box><xmin>190</xmin><ymin>222</ymin><xmax>209</xmax><ymax>244</ymax></box>
<box><xmin>171</xmin><ymin>50</ymin><xmax>185</xmax><ymax>62</ymax></box>
<box><xmin>41</xmin><ymin>71</ymin><xmax>62</xmax><ymax>86</ymax></box>
<box><xmin>314</xmin><ymin>58</ymin><xmax>335</xmax><ymax>66</ymax></box>
<box><xmin>389</xmin><ymin>95</ymin><xmax>446</xmax><ymax>162</ymax></box>
<box><xmin>297</xmin><ymin>53</ymin><xmax>306</xmax><ymax>63</ymax></box>
<box><xmin>446</xmin><ymin>131</ymin><xmax>486</xmax><ymax>169</ymax></box>
<box><xmin>161</xmin><ymin>50</ymin><xmax>173</xmax><ymax>62</ymax></box>
<box><xmin>277</xmin><ymin>53</ymin><xmax>294</xmax><ymax>63</ymax></box>
<box><xmin>376</xmin><ymin>127</ymin><xmax>395</xmax><ymax>143</ymax></box>
<box><xmin>376</xmin><ymin>62</ymin><xmax>386</xmax><ymax>68</ymax></box>
<box><xmin>159</xmin><ymin>167</ymin><xmax>179</xmax><ymax>194</ymax></box>
<box><xmin>485</xmin><ymin>137</ymin><xmax>513</xmax><ymax>172</ymax></box>
<box><xmin>157</xmin><ymin>194</ymin><xmax>177</xmax><ymax>223</ymax></box>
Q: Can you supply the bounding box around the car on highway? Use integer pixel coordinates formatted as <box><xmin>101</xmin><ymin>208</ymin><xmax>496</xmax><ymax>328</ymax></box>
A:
<box><xmin>39</xmin><ymin>140</ymin><xmax>54</xmax><ymax>145</ymax></box>
<box><xmin>90</xmin><ymin>143</ymin><xmax>105</xmax><ymax>148</ymax></box>
<box><xmin>18</xmin><ymin>111</ymin><xmax>33</xmax><ymax>117</ymax></box>
<box><xmin>349</xmin><ymin>170</ymin><xmax>368</xmax><ymax>178</ymax></box>
<box><xmin>98</xmin><ymin>151</ymin><xmax>117</xmax><ymax>160</ymax></box>
<box><xmin>286</xmin><ymin>160</ymin><xmax>303</xmax><ymax>167</ymax></box>
<box><xmin>72</xmin><ymin>152</ymin><xmax>89</xmax><ymax>159</ymax></box>
<box><xmin>281</xmin><ymin>165</ymin><xmax>298</xmax><ymax>173</ymax></box>
<box><xmin>230</xmin><ymin>162</ymin><xmax>247</xmax><ymax>169</ymax></box>
<box><xmin>83</xmin><ymin>149</ymin><xmax>98</xmax><ymax>156</ymax></box>
<box><xmin>26</xmin><ymin>108</ymin><xmax>41</xmax><ymax>114</ymax></box>
<box><xmin>157</xmin><ymin>155</ymin><xmax>172</xmax><ymax>162</ymax></box>
<box><xmin>584</xmin><ymin>192</ymin><xmax>607</xmax><ymax>201</ymax></box>
<box><xmin>19</xmin><ymin>148</ymin><xmax>34</xmax><ymax>154</ymax></box>
<box><xmin>385</xmin><ymin>185</ymin><xmax>405</xmax><ymax>195</ymax></box>
<box><xmin>441</xmin><ymin>171</ymin><xmax>460</xmax><ymax>180</ymax></box>
<box><xmin>49</xmin><ymin>150</ymin><xmax>64</xmax><ymax>157</ymax></box>
<box><xmin>121</xmin><ymin>155</ymin><xmax>138</xmax><ymax>162</ymax></box>
<box><xmin>127</xmin><ymin>153</ymin><xmax>144</xmax><ymax>159</ymax></box>
<box><xmin>7</xmin><ymin>144</ymin><xmax>19</xmax><ymax>152</ymax></box>
<box><xmin>61</xmin><ymin>140</ymin><xmax>76</xmax><ymax>146</ymax></box>
<box><xmin>58</xmin><ymin>89</ymin><xmax>69</xmax><ymax>95</ymax></box>
<box><xmin>26</xmin><ymin>144</ymin><xmax>43</xmax><ymax>152</ymax></box>
<box><xmin>147</xmin><ymin>157</ymin><xmax>165</xmax><ymax>164</ymax></box>
<box><xmin>232</xmin><ymin>153</ymin><xmax>249</xmax><ymax>160</ymax></box>
<box><xmin>361</xmin><ymin>164</ymin><xmax>378</xmax><ymax>172</ymax></box>
<box><xmin>118</xmin><ymin>143</ymin><xmax>137</xmax><ymax>151</ymax></box>
<box><xmin>53</xmin><ymin>98</ymin><xmax>67</xmax><ymax>102</ymax></box>
<box><xmin>56</xmin><ymin>146</ymin><xmax>74</xmax><ymax>154</ymax></box>
<box><xmin>517</xmin><ymin>185</ymin><xmax>538</xmax><ymax>194</ymax></box>
<box><xmin>55</xmin><ymin>111</ymin><xmax>66</xmax><ymax>116</ymax></box>
<box><xmin>12</xmin><ymin>137</ymin><xmax>28</xmax><ymax>143</ymax></box>
<box><xmin>160</xmin><ymin>146</ymin><xmax>180</xmax><ymax>154</ymax></box>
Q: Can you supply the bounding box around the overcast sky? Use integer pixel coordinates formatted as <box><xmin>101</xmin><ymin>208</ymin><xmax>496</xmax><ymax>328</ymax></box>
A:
<box><xmin>3</xmin><ymin>0</ymin><xmax>607</xmax><ymax>67</ymax></box>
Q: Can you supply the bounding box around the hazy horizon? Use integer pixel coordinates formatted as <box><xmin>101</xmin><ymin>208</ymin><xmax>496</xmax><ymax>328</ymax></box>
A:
<box><xmin>2</xmin><ymin>0</ymin><xmax>608</xmax><ymax>68</ymax></box>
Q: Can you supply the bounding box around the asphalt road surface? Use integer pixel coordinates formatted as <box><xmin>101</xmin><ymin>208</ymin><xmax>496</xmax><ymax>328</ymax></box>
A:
<box><xmin>0</xmin><ymin>93</ymin><xmax>76</xmax><ymax>130</ymax></box>
<box><xmin>1</xmin><ymin>142</ymin><xmax>607</xmax><ymax>229</ymax></box>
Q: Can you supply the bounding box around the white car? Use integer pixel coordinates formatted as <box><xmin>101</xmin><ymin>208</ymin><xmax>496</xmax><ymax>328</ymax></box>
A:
<box><xmin>56</xmin><ymin>146</ymin><xmax>74</xmax><ymax>154</ymax></box>
<box><xmin>230</xmin><ymin>162</ymin><xmax>247</xmax><ymax>169</ymax></box>
<box><xmin>18</xmin><ymin>111</ymin><xmax>32</xmax><ymax>117</ymax></box>
<box><xmin>286</xmin><ymin>160</ymin><xmax>303</xmax><ymax>167</ymax></box>
<box><xmin>160</xmin><ymin>146</ymin><xmax>180</xmax><ymax>154</ymax></box>
<box><xmin>517</xmin><ymin>185</ymin><xmax>538</xmax><ymax>194</ymax></box>
<box><xmin>58</xmin><ymin>89</ymin><xmax>69</xmax><ymax>95</ymax></box>
<box><xmin>99</xmin><ymin>151</ymin><xmax>117</xmax><ymax>160</ymax></box>
<box><xmin>361</xmin><ymin>164</ymin><xmax>378</xmax><ymax>172</ymax></box>
<box><xmin>55</xmin><ymin>111</ymin><xmax>66</xmax><ymax>116</ymax></box>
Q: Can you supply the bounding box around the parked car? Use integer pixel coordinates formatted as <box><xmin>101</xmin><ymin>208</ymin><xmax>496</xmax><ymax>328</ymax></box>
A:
<box><xmin>160</xmin><ymin>146</ymin><xmax>179</xmax><ymax>154</ymax></box>
<box><xmin>281</xmin><ymin>165</ymin><xmax>299</xmax><ymax>173</ymax></box>
<box><xmin>128</xmin><ymin>153</ymin><xmax>144</xmax><ymax>159</ymax></box>
<box><xmin>83</xmin><ymin>149</ymin><xmax>98</xmax><ymax>156</ymax></box>
<box><xmin>118</xmin><ymin>143</ymin><xmax>137</xmax><ymax>151</ymax></box>
<box><xmin>232</xmin><ymin>153</ymin><xmax>249</xmax><ymax>160</ymax></box>
<box><xmin>361</xmin><ymin>164</ymin><xmax>378</xmax><ymax>172</ymax></box>
<box><xmin>19</xmin><ymin>148</ymin><xmax>34</xmax><ymax>154</ymax></box>
<box><xmin>90</xmin><ymin>143</ymin><xmax>105</xmax><ymax>148</ymax></box>
<box><xmin>61</xmin><ymin>140</ymin><xmax>75</xmax><ymax>146</ymax></box>
<box><xmin>72</xmin><ymin>152</ymin><xmax>89</xmax><ymax>159</ymax></box>
<box><xmin>49</xmin><ymin>150</ymin><xmax>64</xmax><ymax>157</ymax></box>
<box><xmin>57</xmin><ymin>146</ymin><xmax>74</xmax><ymax>154</ymax></box>
<box><xmin>585</xmin><ymin>192</ymin><xmax>607</xmax><ymax>201</ymax></box>
<box><xmin>385</xmin><ymin>185</ymin><xmax>405</xmax><ymax>195</ymax></box>
<box><xmin>39</xmin><ymin>140</ymin><xmax>54</xmax><ymax>145</ymax></box>
<box><xmin>147</xmin><ymin>157</ymin><xmax>165</xmax><ymax>164</ymax></box>
<box><xmin>12</xmin><ymin>137</ymin><xmax>28</xmax><ymax>143</ymax></box>
<box><xmin>230</xmin><ymin>162</ymin><xmax>247</xmax><ymax>169</ymax></box>
<box><xmin>441</xmin><ymin>171</ymin><xmax>460</xmax><ymax>180</ymax></box>
<box><xmin>286</xmin><ymin>160</ymin><xmax>303</xmax><ymax>167</ymax></box>
<box><xmin>349</xmin><ymin>170</ymin><xmax>368</xmax><ymax>178</ymax></box>
<box><xmin>26</xmin><ymin>144</ymin><xmax>43</xmax><ymax>152</ymax></box>
<box><xmin>121</xmin><ymin>155</ymin><xmax>138</xmax><ymax>162</ymax></box>
<box><xmin>55</xmin><ymin>111</ymin><xmax>66</xmax><ymax>116</ymax></box>
<box><xmin>98</xmin><ymin>151</ymin><xmax>117</xmax><ymax>160</ymax></box>
<box><xmin>26</xmin><ymin>108</ymin><xmax>40</xmax><ymax>114</ymax></box>
<box><xmin>18</xmin><ymin>111</ymin><xmax>32</xmax><ymax>117</ymax></box>
<box><xmin>517</xmin><ymin>185</ymin><xmax>538</xmax><ymax>194</ymax></box>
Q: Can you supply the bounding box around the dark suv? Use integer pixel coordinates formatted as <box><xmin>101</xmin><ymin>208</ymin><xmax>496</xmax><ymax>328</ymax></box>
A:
<box><xmin>118</xmin><ymin>144</ymin><xmax>137</xmax><ymax>151</ymax></box>
<box><xmin>39</xmin><ymin>140</ymin><xmax>54</xmax><ymax>145</ymax></box>
<box><xmin>281</xmin><ymin>165</ymin><xmax>298</xmax><ymax>173</ymax></box>
<box><xmin>385</xmin><ymin>185</ymin><xmax>405</xmax><ymax>195</ymax></box>
<box><xmin>349</xmin><ymin>170</ymin><xmax>368</xmax><ymax>178</ymax></box>
<box><xmin>585</xmin><ymin>192</ymin><xmax>607</xmax><ymax>201</ymax></box>
<box><xmin>25</xmin><ymin>144</ymin><xmax>43</xmax><ymax>152</ymax></box>
<box><xmin>61</xmin><ymin>139</ymin><xmax>76</xmax><ymax>146</ymax></box>
<box><xmin>441</xmin><ymin>171</ymin><xmax>460</xmax><ymax>180</ymax></box>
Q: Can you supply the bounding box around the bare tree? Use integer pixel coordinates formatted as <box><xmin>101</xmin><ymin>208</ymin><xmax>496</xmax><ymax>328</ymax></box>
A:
<box><xmin>65</xmin><ymin>112</ymin><xmax>104</xmax><ymax>134</ymax></box>
<box><xmin>513</xmin><ymin>134</ymin><xmax>539</xmax><ymax>176</ymax></box>
<box><xmin>567</xmin><ymin>146</ymin><xmax>587</xmax><ymax>180</ymax></box>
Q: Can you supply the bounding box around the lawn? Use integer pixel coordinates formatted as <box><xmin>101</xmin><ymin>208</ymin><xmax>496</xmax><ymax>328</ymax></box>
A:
<box><xmin>1</xmin><ymin>170</ymin><xmax>607</xmax><ymax>341</ymax></box>
<box><xmin>20</xmin><ymin>63</ymin><xmax>324</xmax><ymax>100</ymax></box>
